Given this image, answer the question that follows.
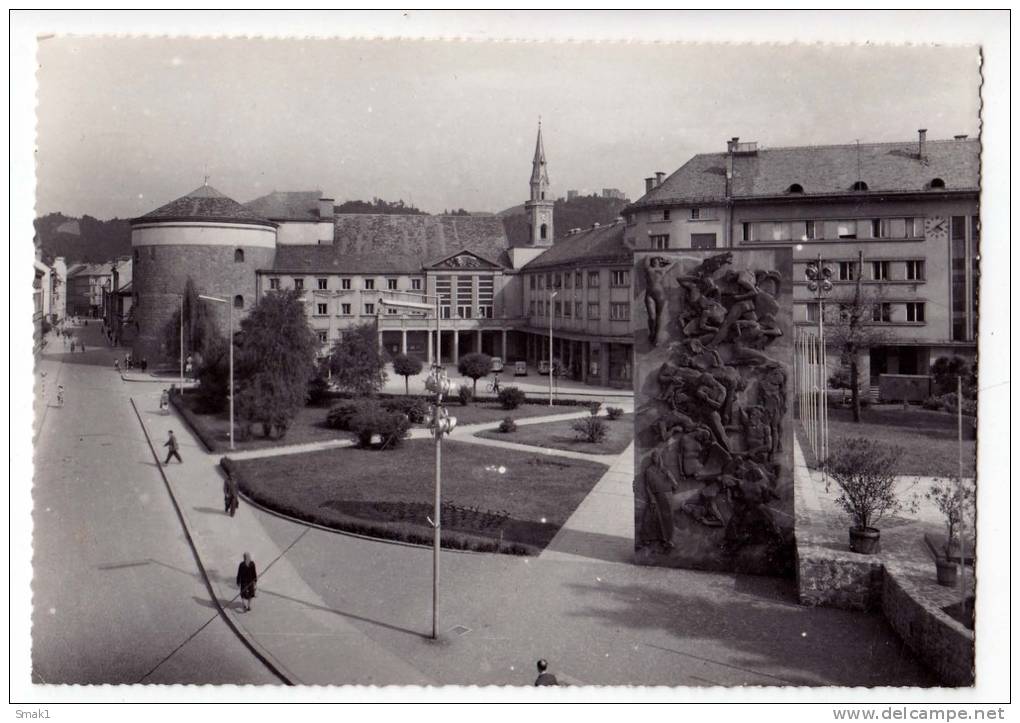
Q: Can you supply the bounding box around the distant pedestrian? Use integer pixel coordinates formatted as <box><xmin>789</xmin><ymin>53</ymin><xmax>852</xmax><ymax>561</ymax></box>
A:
<box><xmin>185</xmin><ymin>354</ymin><xmax>194</xmax><ymax>378</ymax></box>
<box><xmin>534</xmin><ymin>659</ymin><xmax>559</xmax><ymax>686</ymax></box>
<box><xmin>236</xmin><ymin>552</ymin><xmax>257</xmax><ymax>612</ymax></box>
<box><xmin>114</xmin><ymin>359</ymin><xmax>120</xmax><ymax>373</ymax></box>
<box><xmin>141</xmin><ymin>358</ymin><xmax>148</xmax><ymax>373</ymax></box>
<box><xmin>224</xmin><ymin>473</ymin><xmax>239</xmax><ymax>517</ymax></box>
<box><xmin>162</xmin><ymin>430</ymin><xmax>182</xmax><ymax>464</ymax></box>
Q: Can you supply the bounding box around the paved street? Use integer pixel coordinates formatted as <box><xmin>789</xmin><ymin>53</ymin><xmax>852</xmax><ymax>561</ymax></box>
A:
<box><xmin>31</xmin><ymin>322</ymin><xmax>934</xmax><ymax>686</ymax></box>
<box><xmin>31</xmin><ymin>323</ymin><xmax>280</xmax><ymax>684</ymax></box>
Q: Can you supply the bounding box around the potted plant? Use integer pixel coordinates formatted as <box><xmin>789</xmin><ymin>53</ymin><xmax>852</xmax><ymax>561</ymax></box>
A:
<box><xmin>825</xmin><ymin>437</ymin><xmax>904</xmax><ymax>555</ymax></box>
<box><xmin>926</xmin><ymin>479</ymin><xmax>975</xmax><ymax>587</ymax></box>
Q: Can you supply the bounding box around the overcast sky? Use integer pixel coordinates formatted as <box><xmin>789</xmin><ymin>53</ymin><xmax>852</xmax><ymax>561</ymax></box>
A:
<box><xmin>35</xmin><ymin>37</ymin><xmax>981</xmax><ymax>219</ymax></box>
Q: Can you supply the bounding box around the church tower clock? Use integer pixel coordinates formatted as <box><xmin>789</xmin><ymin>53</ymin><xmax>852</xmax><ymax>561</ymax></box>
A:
<box><xmin>525</xmin><ymin>121</ymin><xmax>554</xmax><ymax>246</ymax></box>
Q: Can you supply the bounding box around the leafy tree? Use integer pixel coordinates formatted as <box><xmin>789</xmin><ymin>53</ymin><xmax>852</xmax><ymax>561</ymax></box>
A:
<box><xmin>194</xmin><ymin>334</ymin><xmax>230</xmax><ymax>413</ymax></box>
<box><xmin>233</xmin><ymin>290</ymin><xmax>318</xmax><ymax>439</ymax></box>
<box><xmin>931</xmin><ymin>356</ymin><xmax>971</xmax><ymax>397</ymax></box>
<box><xmin>457</xmin><ymin>352</ymin><xmax>492</xmax><ymax>396</ymax></box>
<box><xmin>392</xmin><ymin>353</ymin><xmax>424</xmax><ymax>395</ymax></box>
<box><xmin>162</xmin><ymin>277</ymin><xmax>217</xmax><ymax>362</ymax></box>
<box><xmin>325</xmin><ymin>322</ymin><xmax>388</xmax><ymax>396</ymax></box>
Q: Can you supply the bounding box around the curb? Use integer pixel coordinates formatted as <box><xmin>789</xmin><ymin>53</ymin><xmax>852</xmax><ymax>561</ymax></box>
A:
<box><xmin>129</xmin><ymin>398</ymin><xmax>294</xmax><ymax>686</ymax></box>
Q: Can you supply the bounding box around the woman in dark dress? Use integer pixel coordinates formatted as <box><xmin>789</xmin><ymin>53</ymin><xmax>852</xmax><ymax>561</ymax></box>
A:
<box><xmin>236</xmin><ymin>552</ymin><xmax>257</xmax><ymax>612</ymax></box>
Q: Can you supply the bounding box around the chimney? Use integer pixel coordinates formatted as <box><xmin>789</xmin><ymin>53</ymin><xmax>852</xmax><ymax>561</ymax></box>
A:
<box><xmin>318</xmin><ymin>197</ymin><xmax>334</xmax><ymax>220</ymax></box>
<box><xmin>918</xmin><ymin>129</ymin><xmax>927</xmax><ymax>159</ymax></box>
<box><xmin>655</xmin><ymin>171</ymin><xmax>666</xmax><ymax>187</ymax></box>
<box><xmin>954</xmin><ymin>134</ymin><xmax>969</xmax><ymax>140</ymax></box>
<box><xmin>727</xmin><ymin>137</ymin><xmax>740</xmax><ymax>153</ymax></box>
<box><xmin>644</xmin><ymin>177</ymin><xmax>655</xmax><ymax>193</ymax></box>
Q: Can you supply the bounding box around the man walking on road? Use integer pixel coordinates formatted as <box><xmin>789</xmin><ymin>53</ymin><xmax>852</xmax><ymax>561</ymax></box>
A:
<box><xmin>534</xmin><ymin>659</ymin><xmax>559</xmax><ymax>686</ymax></box>
<box><xmin>163</xmin><ymin>430</ymin><xmax>182</xmax><ymax>464</ymax></box>
<box><xmin>224</xmin><ymin>474</ymin><xmax>239</xmax><ymax>517</ymax></box>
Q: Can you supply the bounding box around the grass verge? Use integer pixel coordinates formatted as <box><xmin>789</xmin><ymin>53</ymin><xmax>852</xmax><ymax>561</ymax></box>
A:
<box><xmin>223</xmin><ymin>438</ymin><xmax>608</xmax><ymax>555</ymax></box>
<box><xmin>475</xmin><ymin>413</ymin><xmax>634</xmax><ymax>455</ymax></box>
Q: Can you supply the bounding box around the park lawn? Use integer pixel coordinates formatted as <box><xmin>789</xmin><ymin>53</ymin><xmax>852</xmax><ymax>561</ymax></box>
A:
<box><xmin>820</xmin><ymin>406</ymin><xmax>976</xmax><ymax>477</ymax></box>
<box><xmin>225</xmin><ymin>438</ymin><xmax>608</xmax><ymax>555</ymax></box>
<box><xmin>176</xmin><ymin>394</ymin><xmax>342</xmax><ymax>452</ymax></box>
<box><xmin>474</xmin><ymin>414</ymin><xmax>634</xmax><ymax>456</ymax></box>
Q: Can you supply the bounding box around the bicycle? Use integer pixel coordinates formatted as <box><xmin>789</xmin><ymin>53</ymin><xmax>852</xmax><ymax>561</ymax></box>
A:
<box><xmin>486</xmin><ymin>377</ymin><xmax>502</xmax><ymax>394</ymax></box>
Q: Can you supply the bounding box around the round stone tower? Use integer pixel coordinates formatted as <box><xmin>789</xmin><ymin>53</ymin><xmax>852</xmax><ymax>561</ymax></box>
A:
<box><xmin>129</xmin><ymin>184</ymin><xmax>277</xmax><ymax>363</ymax></box>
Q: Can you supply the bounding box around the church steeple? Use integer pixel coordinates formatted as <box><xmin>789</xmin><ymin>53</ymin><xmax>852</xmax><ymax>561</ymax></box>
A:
<box><xmin>525</xmin><ymin>120</ymin><xmax>554</xmax><ymax>246</ymax></box>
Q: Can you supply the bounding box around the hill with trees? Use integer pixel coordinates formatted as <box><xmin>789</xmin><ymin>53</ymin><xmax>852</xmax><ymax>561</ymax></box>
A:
<box><xmin>500</xmin><ymin>194</ymin><xmax>630</xmax><ymax>246</ymax></box>
<box><xmin>33</xmin><ymin>213</ymin><xmax>133</xmax><ymax>264</ymax></box>
<box><xmin>335</xmin><ymin>198</ymin><xmax>427</xmax><ymax>215</ymax></box>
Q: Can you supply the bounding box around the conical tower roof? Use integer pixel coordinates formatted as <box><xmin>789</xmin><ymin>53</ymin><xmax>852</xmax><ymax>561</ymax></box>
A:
<box><xmin>132</xmin><ymin>184</ymin><xmax>275</xmax><ymax>227</ymax></box>
<box><xmin>530</xmin><ymin>122</ymin><xmax>548</xmax><ymax>186</ymax></box>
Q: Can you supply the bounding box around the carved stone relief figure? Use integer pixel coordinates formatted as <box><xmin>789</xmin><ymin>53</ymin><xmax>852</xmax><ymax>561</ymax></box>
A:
<box><xmin>642</xmin><ymin>255</ymin><xmax>677</xmax><ymax>347</ymax></box>
<box><xmin>643</xmin><ymin>448</ymin><xmax>679</xmax><ymax>551</ymax></box>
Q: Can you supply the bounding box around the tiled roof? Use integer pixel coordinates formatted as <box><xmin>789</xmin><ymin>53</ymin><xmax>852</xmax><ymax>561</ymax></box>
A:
<box><xmin>68</xmin><ymin>262</ymin><xmax>113</xmax><ymax>277</ymax></box>
<box><xmin>628</xmin><ymin>138</ymin><xmax>980</xmax><ymax>209</ymax></box>
<box><xmin>244</xmin><ymin>191</ymin><xmax>325</xmax><ymax>222</ymax></box>
<box><xmin>133</xmin><ymin>185</ymin><xmax>275</xmax><ymax>226</ymax></box>
<box><xmin>270</xmin><ymin>214</ymin><xmax>512</xmax><ymax>274</ymax></box>
<box><xmin>523</xmin><ymin>220</ymin><xmax>630</xmax><ymax>270</ymax></box>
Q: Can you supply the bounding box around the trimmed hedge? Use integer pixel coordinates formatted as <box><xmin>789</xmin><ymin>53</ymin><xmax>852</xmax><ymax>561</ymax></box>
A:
<box><xmin>168</xmin><ymin>388</ymin><xmax>217</xmax><ymax>453</ymax></box>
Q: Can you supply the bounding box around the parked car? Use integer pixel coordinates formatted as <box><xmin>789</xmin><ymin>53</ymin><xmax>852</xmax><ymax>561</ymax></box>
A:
<box><xmin>514</xmin><ymin>360</ymin><xmax>528</xmax><ymax>376</ymax></box>
<box><xmin>538</xmin><ymin>359</ymin><xmax>563</xmax><ymax>376</ymax></box>
<box><xmin>490</xmin><ymin>356</ymin><xmax>504</xmax><ymax>373</ymax></box>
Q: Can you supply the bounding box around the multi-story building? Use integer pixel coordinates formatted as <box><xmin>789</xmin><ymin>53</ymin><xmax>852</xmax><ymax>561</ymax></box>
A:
<box><xmin>519</xmin><ymin>221</ymin><xmax>634</xmax><ymax>387</ymax></box>
<box><xmin>67</xmin><ymin>262</ymin><xmax>115</xmax><ymax>318</ymax></box>
<box><xmin>624</xmin><ymin>131</ymin><xmax>979</xmax><ymax>380</ymax></box>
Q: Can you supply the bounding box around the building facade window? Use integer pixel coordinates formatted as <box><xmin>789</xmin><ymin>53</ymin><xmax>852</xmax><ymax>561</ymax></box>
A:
<box><xmin>564</xmin><ymin>272</ymin><xmax>572</xmax><ymax>289</ymax></box>
<box><xmin>650</xmin><ymin>234</ymin><xmax>670</xmax><ymax>250</ymax></box>
<box><xmin>588</xmin><ymin>271</ymin><xmax>600</xmax><ymax>288</ymax></box>
<box><xmin>233</xmin><ymin>295</ymin><xmax>244</xmax><ymax>309</ymax></box>
<box><xmin>341</xmin><ymin>278</ymin><xmax>351</xmax><ymax>290</ymax></box>
<box><xmin>871</xmin><ymin>261</ymin><xmax>890</xmax><ymax>280</ymax></box>
<box><xmin>478</xmin><ymin>305</ymin><xmax>493</xmax><ymax>319</ymax></box>
<box><xmin>611</xmin><ymin>270</ymin><xmax>630</xmax><ymax>287</ymax></box>
<box><xmin>316</xmin><ymin>303</ymin><xmax>327</xmax><ymax>316</ymax></box>
<box><xmin>317</xmin><ymin>331</ymin><xmax>328</xmax><ymax>344</ymax></box>
<box><xmin>609</xmin><ymin>302</ymin><xmax>630</xmax><ymax>321</ymax></box>
<box><xmin>341</xmin><ymin>303</ymin><xmax>351</xmax><ymax>315</ymax></box>
<box><xmin>540</xmin><ymin>224</ymin><xmax>548</xmax><ymax>240</ymax></box>
<box><xmin>905</xmin><ymin>260</ymin><xmax>925</xmax><ymax>281</ymax></box>
<box><xmin>364</xmin><ymin>303</ymin><xmax>375</xmax><ymax>315</ymax></box>
<box><xmin>838</xmin><ymin>261</ymin><xmax>856</xmax><ymax>281</ymax></box>
<box><xmin>411</xmin><ymin>278</ymin><xmax>422</xmax><ymax>291</ymax></box>
<box><xmin>872</xmin><ymin>303</ymin><xmax>892</xmax><ymax>323</ymax></box>
<box><xmin>537</xmin><ymin>300</ymin><xmax>544</xmax><ymax>316</ymax></box>
<box><xmin>587</xmin><ymin>302</ymin><xmax>600</xmax><ymax>320</ymax></box>
<box><xmin>529</xmin><ymin>275</ymin><xmax>536</xmax><ymax>290</ymax></box>
<box><xmin>386</xmin><ymin>307</ymin><xmax>398</xmax><ymax>315</ymax></box>
<box><xmin>234</xmin><ymin>249</ymin><xmax>244</xmax><ymax>263</ymax></box>
<box><xmin>387</xmin><ymin>278</ymin><xmax>398</xmax><ymax>290</ymax></box>
<box><xmin>364</xmin><ymin>279</ymin><xmax>375</xmax><ymax>290</ymax></box>
<box><xmin>691</xmin><ymin>233</ymin><xmax>716</xmax><ymax>249</ymax></box>
<box><xmin>575</xmin><ymin>301</ymin><xmax>582</xmax><ymax>319</ymax></box>
<box><xmin>553</xmin><ymin>301</ymin><xmax>562</xmax><ymax>318</ymax></box>
<box><xmin>663</xmin><ymin>209</ymin><xmax>671</xmax><ymax>221</ymax></box>
<box><xmin>563</xmin><ymin>301</ymin><xmax>571</xmax><ymax>318</ymax></box>
<box><xmin>805</xmin><ymin>220</ymin><xmax>816</xmax><ymax>239</ymax></box>
<box><xmin>906</xmin><ymin>302</ymin><xmax>926</xmax><ymax>322</ymax></box>
<box><xmin>269</xmin><ymin>277</ymin><xmax>280</xmax><ymax>290</ymax></box>
<box><xmin>294</xmin><ymin>278</ymin><xmax>304</xmax><ymax>291</ymax></box>
<box><xmin>529</xmin><ymin>300</ymin><xmax>536</xmax><ymax>316</ymax></box>
<box><xmin>806</xmin><ymin>302</ymin><xmax>820</xmax><ymax>322</ymax></box>
<box><xmin>317</xmin><ymin>278</ymin><xmax>328</xmax><ymax>290</ymax></box>
<box><xmin>575</xmin><ymin>271</ymin><xmax>583</xmax><ymax>287</ymax></box>
<box><xmin>689</xmin><ymin>208</ymin><xmax>699</xmax><ymax>220</ymax></box>
<box><xmin>951</xmin><ymin>216</ymin><xmax>968</xmax><ymax>341</ymax></box>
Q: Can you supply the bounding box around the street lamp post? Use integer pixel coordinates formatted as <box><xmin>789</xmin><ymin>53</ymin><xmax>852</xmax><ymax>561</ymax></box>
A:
<box><xmin>548</xmin><ymin>290</ymin><xmax>558</xmax><ymax>406</ymax></box>
<box><xmin>804</xmin><ymin>255</ymin><xmax>833</xmax><ymax>466</ymax></box>
<box><xmin>380</xmin><ymin>292</ymin><xmax>456</xmax><ymax>640</ymax></box>
<box><xmin>198</xmin><ymin>294</ymin><xmax>234</xmax><ymax>450</ymax></box>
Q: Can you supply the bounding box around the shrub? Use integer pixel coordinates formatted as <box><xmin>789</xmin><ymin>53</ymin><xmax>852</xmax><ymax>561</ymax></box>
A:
<box><xmin>938</xmin><ymin>392</ymin><xmax>977</xmax><ymax>417</ymax></box>
<box><xmin>498</xmin><ymin>417</ymin><xmax>517</xmax><ymax>433</ymax></box>
<box><xmin>605</xmin><ymin>406</ymin><xmax>625</xmax><ymax>420</ymax></box>
<box><xmin>307</xmin><ymin>373</ymin><xmax>332</xmax><ymax>407</ymax></box>
<box><xmin>586</xmin><ymin>401</ymin><xmax>602</xmax><ymax>417</ymax></box>
<box><xmin>326</xmin><ymin>400</ymin><xmax>361</xmax><ymax>431</ymax></box>
<box><xmin>346</xmin><ymin>400</ymin><xmax>411</xmax><ymax>449</ymax></box>
<box><xmin>572</xmin><ymin>415</ymin><xmax>608</xmax><ymax>443</ymax></box>
<box><xmin>926</xmin><ymin>479</ymin><xmax>975</xmax><ymax>557</ymax></box>
<box><xmin>498</xmin><ymin>386</ymin><xmax>526</xmax><ymax>410</ymax></box>
<box><xmin>457</xmin><ymin>384</ymin><xmax>473</xmax><ymax>406</ymax></box>
<box><xmin>825</xmin><ymin>437</ymin><xmax>903</xmax><ymax>531</ymax></box>
<box><xmin>921</xmin><ymin>396</ymin><xmax>943</xmax><ymax>411</ymax></box>
<box><xmin>382</xmin><ymin>397</ymin><xmax>430</xmax><ymax>424</ymax></box>
<box><xmin>931</xmin><ymin>356</ymin><xmax>971</xmax><ymax>396</ymax></box>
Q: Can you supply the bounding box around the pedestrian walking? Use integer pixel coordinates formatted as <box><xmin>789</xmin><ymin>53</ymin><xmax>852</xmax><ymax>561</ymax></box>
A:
<box><xmin>141</xmin><ymin>358</ymin><xmax>148</xmax><ymax>373</ymax></box>
<box><xmin>224</xmin><ymin>473</ymin><xmax>239</xmax><ymax>517</ymax></box>
<box><xmin>534</xmin><ymin>659</ymin><xmax>559</xmax><ymax>686</ymax></box>
<box><xmin>56</xmin><ymin>385</ymin><xmax>64</xmax><ymax>408</ymax></box>
<box><xmin>162</xmin><ymin>430</ymin><xmax>183</xmax><ymax>464</ymax></box>
<box><xmin>159</xmin><ymin>388</ymin><xmax>169</xmax><ymax>413</ymax></box>
<box><xmin>114</xmin><ymin>359</ymin><xmax>120</xmax><ymax>373</ymax></box>
<box><xmin>236</xmin><ymin>552</ymin><xmax>257</xmax><ymax>612</ymax></box>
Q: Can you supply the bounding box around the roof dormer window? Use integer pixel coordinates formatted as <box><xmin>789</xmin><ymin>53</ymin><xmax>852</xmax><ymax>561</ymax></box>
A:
<box><xmin>929</xmin><ymin>177</ymin><xmax>946</xmax><ymax>189</ymax></box>
<box><xmin>787</xmin><ymin>183</ymin><xmax>804</xmax><ymax>194</ymax></box>
<box><xmin>851</xmin><ymin>181</ymin><xmax>869</xmax><ymax>192</ymax></box>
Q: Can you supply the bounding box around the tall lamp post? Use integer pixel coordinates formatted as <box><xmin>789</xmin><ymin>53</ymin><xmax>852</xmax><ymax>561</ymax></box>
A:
<box><xmin>804</xmin><ymin>255</ymin><xmax>833</xmax><ymax>465</ymax></box>
<box><xmin>548</xmin><ymin>290</ymin><xmax>558</xmax><ymax>406</ymax></box>
<box><xmin>198</xmin><ymin>294</ymin><xmax>234</xmax><ymax>450</ymax></box>
<box><xmin>380</xmin><ymin>293</ymin><xmax>456</xmax><ymax>640</ymax></box>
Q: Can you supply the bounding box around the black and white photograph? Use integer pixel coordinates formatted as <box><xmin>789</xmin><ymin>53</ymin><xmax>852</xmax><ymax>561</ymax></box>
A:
<box><xmin>10</xmin><ymin>9</ymin><xmax>1010</xmax><ymax>713</ymax></box>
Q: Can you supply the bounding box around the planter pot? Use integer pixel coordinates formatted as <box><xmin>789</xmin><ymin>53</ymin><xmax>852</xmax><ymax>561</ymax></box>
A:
<box><xmin>849</xmin><ymin>526</ymin><xmax>881</xmax><ymax>555</ymax></box>
<box><xmin>935</xmin><ymin>558</ymin><xmax>959</xmax><ymax>587</ymax></box>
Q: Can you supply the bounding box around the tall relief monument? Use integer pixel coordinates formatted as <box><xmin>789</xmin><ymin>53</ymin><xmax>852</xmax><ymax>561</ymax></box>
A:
<box><xmin>633</xmin><ymin>249</ymin><xmax>795</xmax><ymax>575</ymax></box>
